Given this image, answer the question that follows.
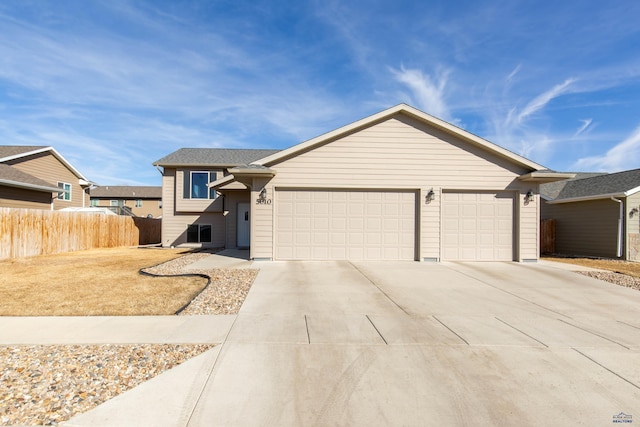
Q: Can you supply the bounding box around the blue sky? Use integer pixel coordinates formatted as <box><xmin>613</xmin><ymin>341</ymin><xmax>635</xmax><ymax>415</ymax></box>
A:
<box><xmin>1</xmin><ymin>1</ymin><xmax>639</xmax><ymax>186</ymax></box>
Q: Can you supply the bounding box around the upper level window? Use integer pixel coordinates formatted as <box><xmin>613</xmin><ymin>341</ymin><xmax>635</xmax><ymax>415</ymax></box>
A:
<box><xmin>185</xmin><ymin>171</ymin><xmax>217</xmax><ymax>199</ymax></box>
<box><xmin>57</xmin><ymin>182</ymin><xmax>71</xmax><ymax>201</ymax></box>
<box><xmin>135</xmin><ymin>199</ymin><xmax>143</xmax><ymax>208</ymax></box>
<box><xmin>90</xmin><ymin>199</ymin><xmax>98</xmax><ymax>207</ymax></box>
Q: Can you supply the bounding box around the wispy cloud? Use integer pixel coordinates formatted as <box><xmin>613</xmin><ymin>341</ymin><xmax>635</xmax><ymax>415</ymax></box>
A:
<box><xmin>391</xmin><ymin>66</ymin><xmax>451</xmax><ymax>120</ymax></box>
<box><xmin>573</xmin><ymin>119</ymin><xmax>593</xmax><ymax>137</ymax></box>
<box><xmin>572</xmin><ymin>124</ymin><xmax>640</xmax><ymax>172</ymax></box>
<box><xmin>514</xmin><ymin>78</ymin><xmax>576</xmax><ymax>125</ymax></box>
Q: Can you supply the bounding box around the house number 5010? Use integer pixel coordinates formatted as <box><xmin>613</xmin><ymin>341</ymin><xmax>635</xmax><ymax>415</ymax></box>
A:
<box><xmin>256</xmin><ymin>198</ymin><xmax>272</xmax><ymax>205</ymax></box>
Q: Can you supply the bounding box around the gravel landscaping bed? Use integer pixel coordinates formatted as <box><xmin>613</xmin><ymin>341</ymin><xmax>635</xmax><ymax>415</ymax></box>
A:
<box><xmin>1</xmin><ymin>344</ymin><xmax>213</xmax><ymax>426</ymax></box>
<box><xmin>578</xmin><ymin>270</ymin><xmax>640</xmax><ymax>291</ymax></box>
<box><xmin>141</xmin><ymin>252</ymin><xmax>259</xmax><ymax>315</ymax></box>
<box><xmin>1</xmin><ymin>252</ymin><xmax>257</xmax><ymax>426</ymax></box>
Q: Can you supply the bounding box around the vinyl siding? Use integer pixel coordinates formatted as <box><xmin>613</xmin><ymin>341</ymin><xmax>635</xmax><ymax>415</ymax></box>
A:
<box><xmin>6</xmin><ymin>152</ymin><xmax>88</xmax><ymax>209</ymax></box>
<box><xmin>0</xmin><ymin>186</ymin><xmax>53</xmax><ymax>209</ymax></box>
<box><xmin>627</xmin><ymin>193</ymin><xmax>640</xmax><ymax>261</ymax></box>
<box><xmin>253</xmin><ymin>114</ymin><xmax>534</xmax><ymax>260</ymax></box>
<box><xmin>541</xmin><ymin>199</ymin><xmax>620</xmax><ymax>258</ymax></box>
<box><xmin>161</xmin><ymin>168</ymin><xmax>226</xmax><ymax>247</ymax></box>
<box><xmin>175</xmin><ymin>169</ymin><xmax>222</xmax><ymax>213</ymax></box>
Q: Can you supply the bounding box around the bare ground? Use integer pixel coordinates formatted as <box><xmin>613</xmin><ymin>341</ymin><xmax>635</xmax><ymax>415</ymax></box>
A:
<box><xmin>0</xmin><ymin>247</ymin><xmax>208</xmax><ymax>316</ymax></box>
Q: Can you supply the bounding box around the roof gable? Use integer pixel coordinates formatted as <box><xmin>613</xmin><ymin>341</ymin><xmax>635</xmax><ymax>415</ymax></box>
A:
<box><xmin>253</xmin><ymin>104</ymin><xmax>546</xmax><ymax>171</ymax></box>
<box><xmin>0</xmin><ymin>145</ymin><xmax>91</xmax><ymax>183</ymax></box>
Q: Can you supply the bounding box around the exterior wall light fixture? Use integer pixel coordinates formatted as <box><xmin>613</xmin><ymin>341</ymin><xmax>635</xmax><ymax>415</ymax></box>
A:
<box><xmin>425</xmin><ymin>188</ymin><xmax>435</xmax><ymax>204</ymax></box>
<box><xmin>524</xmin><ymin>190</ymin><xmax>534</xmax><ymax>205</ymax></box>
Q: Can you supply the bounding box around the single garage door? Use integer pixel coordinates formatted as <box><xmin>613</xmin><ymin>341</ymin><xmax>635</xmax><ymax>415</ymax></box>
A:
<box><xmin>442</xmin><ymin>191</ymin><xmax>514</xmax><ymax>261</ymax></box>
<box><xmin>275</xmin><ymin>189</ymin><xmax>416</xmax><ymax>260</ymax></box>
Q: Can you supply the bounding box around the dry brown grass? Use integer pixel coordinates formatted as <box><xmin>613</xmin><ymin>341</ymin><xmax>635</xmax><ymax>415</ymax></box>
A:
<box><xmin>0</xmin><ymin>247</ymin><xmax>207</xmax><ymax>316</ymax></box>
<box><xmin>543</xmin><ymin>257</ymin><xmax>640</xmax><ymax>278</ymax></box>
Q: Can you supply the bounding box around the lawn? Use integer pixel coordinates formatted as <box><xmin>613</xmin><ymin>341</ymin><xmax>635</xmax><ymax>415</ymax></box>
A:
<box><xmin>0</xmin><ymin>247</ymin><xmax>207</xmax><ymax>316</ymax></box>
<box><xmin>543</xmin><ymin>256</ymin><xmax>640</xmax><ymax>278</ymax></box>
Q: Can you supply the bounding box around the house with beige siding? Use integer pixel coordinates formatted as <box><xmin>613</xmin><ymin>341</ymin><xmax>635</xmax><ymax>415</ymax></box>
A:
<box><xmin>541</xmin><ymin>169</ymin><xmax>640</xmax><ymax>261</ymax></box>
<box><xmin>154</xmin><ymin>104</ymin><xmax>569</xmax><ymax>261</ymax></box>
<box><xmin>0</xmin><ymin>146</ymin><xmax>92</xmax><ymax>210</ymax></box>
<box><xmin>90</xmin><ymin>186</ymin><xmax>163</xmax><ymax>218</ymax></box>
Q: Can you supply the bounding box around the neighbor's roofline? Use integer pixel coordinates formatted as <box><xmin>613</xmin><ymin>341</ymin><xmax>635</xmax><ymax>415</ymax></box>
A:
<box><xmin>0</xmin><ymin>178</ymin><xmax>61</xmax><ymax>193</ymax></box>
<box><xmin>252</xmin><ymin>104</ymin><xmax>547</xmax><ymax>171</ymax></box>
<box><xmin>548</xmin><ymin>192</ymin><xmax>627</xmax><ymax>204</ymax></box>
<box><xmin>547</xmin><ymin>185</ymin><xmax>640</xmax><ymax>204</ymax></box>
<box><xmin>0</xmin><ymin>146</ymin><xmax>90</xmax><ymax>183</ymax></box>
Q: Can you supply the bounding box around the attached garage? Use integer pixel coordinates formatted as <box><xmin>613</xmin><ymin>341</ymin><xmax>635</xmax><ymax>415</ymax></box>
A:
<box><xmin>441</xmin><ymin>191</ymin><xmax>515</xmax><ymax>261</ymax></box>
<box><xmin>199</xmin><ymin>104</ymin><xmax>570</xmax><ymax>262</ymax></box>
<box><xmin>275</xmin><ymin>189</ymin><xmax>416</xmax><ymax>260</ymax></box>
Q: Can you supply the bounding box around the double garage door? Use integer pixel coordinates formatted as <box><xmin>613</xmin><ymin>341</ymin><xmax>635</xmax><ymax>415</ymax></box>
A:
<box><xmin>274</xmin><ymin>189</ymin><xmax>514</xmax><ymax>261</ymax></box>
<box><xmin>275</xmin><ymin>189</ymin><xmax>416</xmax><ymax>260</ymax></box>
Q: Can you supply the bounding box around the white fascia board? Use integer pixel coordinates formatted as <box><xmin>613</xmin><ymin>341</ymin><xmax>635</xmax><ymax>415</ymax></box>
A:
<box><xmin>0</xmin><ymin>146</ymin><xmax>90</xmax><ymax>182</ymax></box>
<box><xmin>0</xmin><ymin>146</ymin><xmax>52</xmax><ymax>163</ymax></box>
<box><xmin>47</xmin><ymin>147</ymin><xmax>90</xmax><ymax>181</ymax></box>
<box><xmin>547</xmin><ymin>192</ymin><xmax>627</xmax><ymax>204</ymax></box>
<box><xmin>0</xmin><ymin>179</ymin><xmax>61</xmax><ymax>193</ymax></box>
<box><xmin>252</xmin><ymin>104</ymin><xmax>546</xmax><ymax>171</ymax></box>
<box><xmin>625</xmin><ymin>185</ymin><xmax>640</xmax><ymax>197</ymax></box>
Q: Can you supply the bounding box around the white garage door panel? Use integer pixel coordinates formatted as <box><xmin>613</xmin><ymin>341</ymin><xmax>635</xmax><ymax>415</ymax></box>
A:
<box><xmin>276</xmin><ymin>190</ymin><xmax>415</xmax><ymax>260</ymax></box>
<box><xmin>442</xmin><ymin>191</ymin><xmax>514</xmax><ymax>261</ymax></box>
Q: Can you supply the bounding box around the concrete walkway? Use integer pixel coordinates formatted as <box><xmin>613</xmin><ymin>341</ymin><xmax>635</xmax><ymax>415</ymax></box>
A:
<box><xmin>2</xmin><ymin>257</ymin><xmax>638</xmax><ymax>426</ymax></box>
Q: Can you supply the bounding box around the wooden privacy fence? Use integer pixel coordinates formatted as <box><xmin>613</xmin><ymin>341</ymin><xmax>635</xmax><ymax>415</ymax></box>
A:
<box><xmin>0</xmin><ymin>208</ymin><xmax>161</xmax><ymax>260</ymax></box>
<box><xmin>540</xmin><ymin>218</ymin><xmax>556</xmax><ymax>255</ymax></box>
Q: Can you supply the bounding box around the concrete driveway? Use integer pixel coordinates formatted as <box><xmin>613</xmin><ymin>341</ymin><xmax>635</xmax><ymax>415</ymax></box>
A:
<box><xmin>67</xmin><ymin>260</ymin><xmax>640</xmax><ymax>426</ymax></box>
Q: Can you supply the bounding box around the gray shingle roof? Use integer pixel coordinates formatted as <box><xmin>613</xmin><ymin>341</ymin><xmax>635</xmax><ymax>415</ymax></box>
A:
<box><xmin>90</xmin><ymin>186</ymin><xmax>162</xmax><ymax>199</ymax></box>
<box><xmin>153</xmin><ymin>148</ymin><xmax>280</xmax><ymax>167</ymax></box>
<box><xmin>545</xmin><ymin>169</ymin><xmax>640</xmax><ymax>201</ymax></box>
<box><xmin>540</xmin><ymin>173</ymin><xmax>608</xmax><ymax>200</ymax></box>
<box><xmin>0</xmin><ymin>164</ymin><xmax>60</xmax><ymax>192</ymax></box>
<box><xmin>0</xmin><ymin>146</ymin><xmax>49</xmax><ymax>160</ymax></box>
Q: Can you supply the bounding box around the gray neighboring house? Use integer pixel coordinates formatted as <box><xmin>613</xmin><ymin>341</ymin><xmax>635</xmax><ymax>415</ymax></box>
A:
<box><xmin>541</xmin><ymin>169</ymin><xmax>640</xmax><ymax>260</ymax></box>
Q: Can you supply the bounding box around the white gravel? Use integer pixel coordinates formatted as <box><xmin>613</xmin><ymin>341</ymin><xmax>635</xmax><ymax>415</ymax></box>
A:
<box><xmin>578</xmin><ymin>270</ymin><xmax>640</xmax><ymax>291</ymax></box>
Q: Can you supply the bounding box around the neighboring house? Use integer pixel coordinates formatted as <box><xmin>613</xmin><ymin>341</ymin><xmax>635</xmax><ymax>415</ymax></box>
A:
<box><xmin>90</xmin><ymin>186</ymin><xmax>163</xmax><ymax>218</ymax></box>
<box><xmin>154</xmin><ymin>104</ymin><xmax>570</xmax><ymax>261</ymax></box>
<box><xmin>0</xmin><ymin>146</ymin><xmax>93</xmax><ymax>210</ymax></box>
<box><xmin>541</xmin><ymin>169</ymin><xmax>640</xmax><ymax>261</ymax></box>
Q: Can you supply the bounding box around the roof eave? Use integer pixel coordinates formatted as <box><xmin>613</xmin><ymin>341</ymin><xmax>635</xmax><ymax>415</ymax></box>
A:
<box><xmin>152</xmin><ymin>162</ymin><xmax>246</xmax><ymax>168</ymax></box>
<box><xmin>0</xmin><ymin>179</ymin><xmax>61</xmax><ymax>193</ymax></box>
<box><xmin>0</xmin><ymin>146</ymin><xmax>90</xmax><ymax>182</ymax></box>
<box><xmin>548</xmin><ymin>192</ymin><xmax>627</xmax><ymax>204</ymax></box>
<box><xmin>518</xmin><ymin>172</ymin><xmax>576</xmax><ymax>183</ymax></box>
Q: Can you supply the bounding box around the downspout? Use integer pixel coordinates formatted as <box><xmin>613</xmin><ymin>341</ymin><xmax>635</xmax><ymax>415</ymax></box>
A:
<box><xmin>611</xmin><ymin>196</ymin><xmax>623</xmax><ymax>258</ymax></box>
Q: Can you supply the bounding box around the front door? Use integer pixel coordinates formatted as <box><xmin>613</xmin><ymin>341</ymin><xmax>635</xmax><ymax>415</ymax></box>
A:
<box><xmin>237</xmin><ymin>202</ymin><xmax>250</xmax><ymax>248</ymax></box>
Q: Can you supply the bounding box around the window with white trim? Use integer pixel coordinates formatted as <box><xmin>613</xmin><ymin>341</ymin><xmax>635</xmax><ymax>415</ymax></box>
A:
<box><xmin>135</xmin><ymin>199</ymin><xmax>143</xmax><ymax>208</ymax></box>
<box><xmin>186</xmin><ymin>224</ymin><xmax>212</xmax><ymax>243</ymax></box>
<box><xmin>90</xmin><ymin>199</ymin><xmax>98</xmax><ymax>207</ymax></box>
<box><xmin>183</xmin><ymin>171</ymin><xmax>217</xmax><ymax>199</ymax></box>
<box><xmin>57</xmin><ymin>182</ymin><xmax>71</xmax><ymax>201</ymax></box>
